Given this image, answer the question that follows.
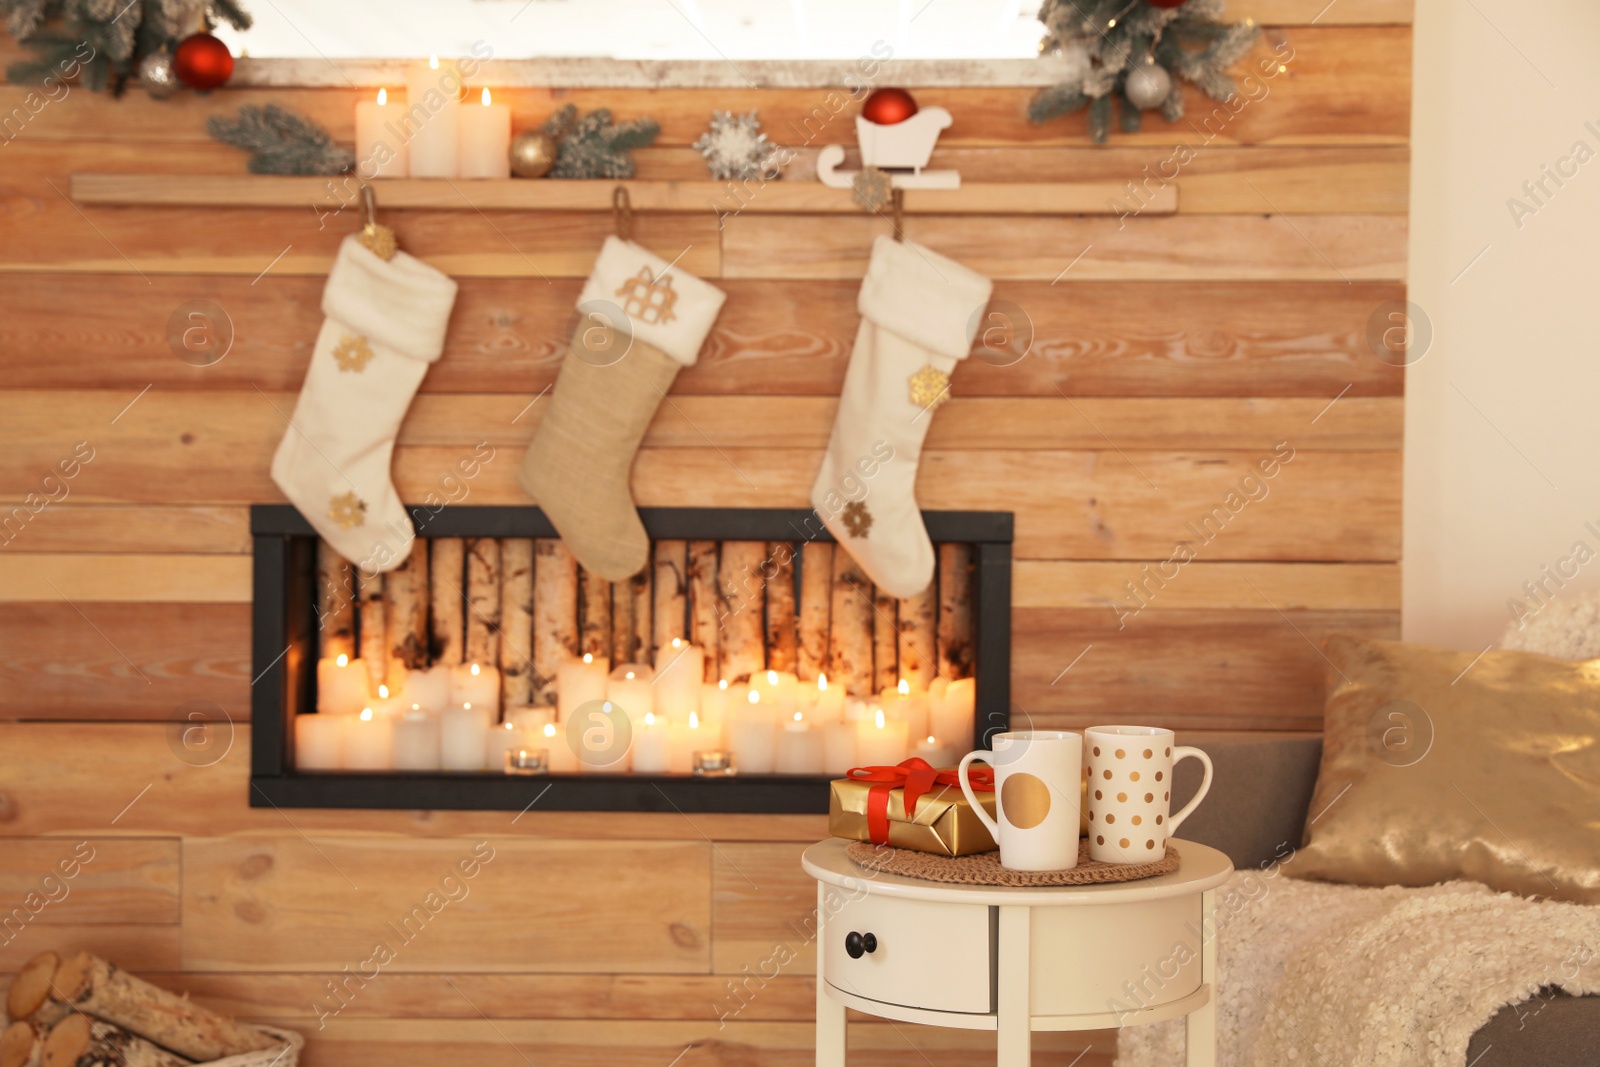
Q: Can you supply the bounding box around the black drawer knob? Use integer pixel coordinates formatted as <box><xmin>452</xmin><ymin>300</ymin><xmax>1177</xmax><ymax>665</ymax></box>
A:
<box><xmin>844</xmin><ymin>931</ymin><xmax>878</xmax><ymax>959</ymax></box>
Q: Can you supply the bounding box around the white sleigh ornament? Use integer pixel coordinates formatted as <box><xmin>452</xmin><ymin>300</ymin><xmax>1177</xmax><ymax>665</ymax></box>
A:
<box><xmin>817</xmin><ymin>107</ymin><xmax>960</xmax><ymax>190</ymax></box>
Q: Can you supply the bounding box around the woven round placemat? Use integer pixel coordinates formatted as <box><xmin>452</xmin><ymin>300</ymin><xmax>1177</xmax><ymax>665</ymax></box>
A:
<box><xmin>845</xmin><ymin>839</ymin><xmax>1179</xmax><ymax>886</ymax></box>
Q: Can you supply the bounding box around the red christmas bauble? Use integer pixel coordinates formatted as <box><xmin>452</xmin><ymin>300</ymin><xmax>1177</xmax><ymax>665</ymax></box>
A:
<box><xmin>1144</xmin><ymin>0</ymin><xmax>1188</xmax><ymax>7</ymax></box>
<box><xmin>861</xmin><ymin>87</ymin><xmax>918</xmax><ymax>125</ymax></box>
<box><xmin>173</xmin><ymin>32</ymin><xmax>234</xmax><ymax>90</ymax></box>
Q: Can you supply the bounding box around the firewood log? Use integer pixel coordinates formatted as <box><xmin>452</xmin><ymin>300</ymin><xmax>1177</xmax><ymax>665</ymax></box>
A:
<box><xmin>314</xmin><ymin>540</ymin><xmax>354</xmax><ymax>660</ymax></box>
<box><xmin>40</xmin><ymin>1015</ymin><xmax>191</xmax><ymax>1067</ymax></box>
<box><xmin>937</xmin><ymin>543</ymin><xmax>975</xmax><ymax>680</ymax></box>
<box><xmin>652</xmin><ymin>540</ymin><xmax>687</xmax><ymax>655</ymax></box>
<box><xmin>896</xmin><ymin>580</ymin><xmax>938</xmax><ymax>691</ymax></box>
<box><xmin>717</xmin><ymin>541</ymin><xmax>766</xmax><ymax>684</ymax></box>
<box><xmin>610</xmin><ymin>576</ymin><xmax>637</xmax><ymax>666</ymax></box>
<box><xmin>383</xmin><ymin>547</ymin><xmax>428</xmax><ymax>676</ymax></box>
<box><xmin>578</xmin><ymin>569</ymin><xmax>612</xmax><ymax>663</ymax></box>
<box><xmin>872</xmin><ymin>584</ymin><xmax>898</xmax><ymax>692</ymax></box>
<box><xmin>628</xmin><ymin>568</ymin><xmax>652</xmax><ymax>668</ymax></box>
<box><xmin>499</xmin><ymin>539</ymin><xmax>535</xmax><ymax>706</ymax></box>
<box><xmin>763</xmin><ymin>542</ymin><xmax>798</xmax><ymax>674</ymax></box>
<box><xmin>464</xmin><ymin>538</ymin><xmax>501</xmax><ymax>667</ymax></box>
<box><xmin>428</xmin><ymin>537</ymin><xmax>466</xmax><ymax>666</ymax></box>
<box><xmin>51</xmin><ymin>953</ymin><xmax>278</xmax><ymax>1061</ymax></box>
<box><xmin>533</xmin><ymin>539</ymin><xmax>578</xmax><ymax>706</ymax></box>
<box><xmin>356</xmin><ymin>569</ymin><xmax>386</xmax><ymax>695</ymax></box>
<box><xmin>797</xmin><ymin>541</ymin><xmax>833</xmax><ymax>681</ymax></box>
<box><xmin>828</xmin><ymin>550</ymin><xmax>874</xmax><ymax>696</ymax></box>
<box><xmin>0</xmin><ymin>1021</ymin><xmax>39</xmax><ymax>1067</ymax></box>
<box><xmin>687</xmin><ymin>540</ymin><xmax>722</xmax><ymax>682</ymax></box>
<box><xmin>5</xmin><ymin>953</ymin><xmax>57</xmax><ymax>1024</ymax></box>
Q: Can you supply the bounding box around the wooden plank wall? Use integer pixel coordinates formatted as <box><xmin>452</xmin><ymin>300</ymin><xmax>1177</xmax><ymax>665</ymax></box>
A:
<box><xmin>0</xmin><ymin>6</ymin><xmax>1409</xmax><ymax>1063</ymax></box>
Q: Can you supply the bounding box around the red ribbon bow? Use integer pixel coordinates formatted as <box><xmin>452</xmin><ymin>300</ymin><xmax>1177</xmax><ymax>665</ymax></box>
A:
<box><xmin>846</xmin><ymin>757</ymin><xmax>994</xmax><ymax>845</ymax></box>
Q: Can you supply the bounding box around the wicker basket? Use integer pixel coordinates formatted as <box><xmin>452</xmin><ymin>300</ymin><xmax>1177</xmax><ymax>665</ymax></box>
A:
<box><xmin>206</xmin><ymin>1026</ymin><xmax>303</xmax><ymax>1067</ymax></box>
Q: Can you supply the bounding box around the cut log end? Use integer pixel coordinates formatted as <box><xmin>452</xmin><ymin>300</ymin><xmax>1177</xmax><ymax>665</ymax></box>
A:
<box><xmin>41</xmin><ymin>1014</ymin><xmax>191</xmax><ymax>1067</ymax></box>
<box><xmin>5</xmin><ymin>952</ymin><xmax>58</xmax><ymax>1022</ymax></box>
<box><xmin>0</xmin><ymin>1021</ymin><xmax>37</xmax><ymax>1067</ymax></box>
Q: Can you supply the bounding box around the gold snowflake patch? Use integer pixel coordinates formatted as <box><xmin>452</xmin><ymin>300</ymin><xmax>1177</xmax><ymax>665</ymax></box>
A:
<box><xmin>328</xmin><ymin>491</ymin><xmax>367</xmax><ymax>530</ymax></box>
<box><xmin>332</xmin><ymin>334</ymin><xmax>374</xmax><ymax>372</ymax></box>
<box><xmin>909</xmin><ymin>364</ymin><xmax>951</xmax><ymax>411</ymax></box>
<box><xmin>842</xmin><ymin>500</ymin><xmax>872</xmax><ymax>539</ymax></box>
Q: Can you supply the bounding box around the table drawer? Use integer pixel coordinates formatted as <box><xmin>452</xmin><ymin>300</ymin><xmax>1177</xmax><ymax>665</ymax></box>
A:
<box><xmin>824</xmin><ymin>893</ymin><xmax>993</xmax><ymax>1014</ymax></box>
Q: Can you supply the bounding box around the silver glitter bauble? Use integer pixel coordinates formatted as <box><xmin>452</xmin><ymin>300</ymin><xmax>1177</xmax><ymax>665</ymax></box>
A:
<box><xmin>139</xmin><ymin>50</ymin><xmax>180</xmax><ymax>100</ymax></box>
<box><xmin>1124</xmin><ymin>60</ymin><xmax>1173</xmax><ymax>110</ymax></box>
<box><xmin>510</xmin><ymin>130</ymin><xmax>557</xmax><ymax>178</ymax></box>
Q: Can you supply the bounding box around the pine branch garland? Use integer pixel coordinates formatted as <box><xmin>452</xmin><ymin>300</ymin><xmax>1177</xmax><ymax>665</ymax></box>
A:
<box><xmin>538</xmin><ymin>103</ymin><xmax>661</xmax><ymax>180</ymax></box>
<box><xmin>207</xmin><ymin>103</ymin><xmax>353</xmax><ymax>175</ymax></box>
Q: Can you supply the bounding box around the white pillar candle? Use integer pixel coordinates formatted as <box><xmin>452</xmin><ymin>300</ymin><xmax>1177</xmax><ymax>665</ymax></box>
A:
<box><xmin>316</xmin><ymin>653</ymin><xmax>368</xmax><ymax>715</ymax></box>
<box><xmin>458</xmin><ymin>87</ymin><xmax>511</xmax><ymax>178</ymax></box>
<box><xmin>450</xmin><ymin>662</ymin><xmax>501</xmax><ymax>717</ymax></box>
<box><xmin>369</xmin><ymin>683</ymin><xmax>408</xmax><ymax>720</ymax></box>
<box><xmin>857</xmin><ymin>707</ymin><xmax>910</xmax><ymax>766</ymax></box>
<box><xmin>913</xmin><ymin>734</ymin><xmax>959</xmax><ymax>768</ymax></box>
<box><xmin>606</xmin><ymin>664</ymin><xmax>656</xmax><ymax>726</ymax></box>
<box><xmin>931</xmin><ymin>677</ymin><xmax>976</xmax><ymax>747</ymax></box>
<box><xmin>823</xmin><ymin>719</ymin><xmax>859</xmax><ymax>774</ymax></box>
<box><xmin>675</xmin><ymin>710</ymin><xmax>715</xmax><ymax>771</ymax></box>
<box><xmin>541</xmin><ymin>720</ymin><xmax>579</xmax><ymax>772</ymax></box>
<box><xmin>750</xmin><ymin>669</ymin><xmax>799</xmax><ymax>715</ymax></box>
<box><xmin>506</xmin><ymin>706</ymin><xmax>555</xmax><ymax>734</ymax></box>
<box><xmin>653</xmin><ymin>638</ymin><xmax>704</xmax><ymax>722</ymax></box>
<box><xmin>440</xmin><ymin>705</ymin><xmax>491</xmax><ymax>771</ymax></box>
<box><xmin>343</xmin><ymin>708</ymin><xmax>394</xmax><ymax>769</ymax></box>
<box><xmin>485</xmin><ymin>721</ymin><xmax>528</xmax><ymax>771</ymax></box>
<box><xmin>631</xmin><ymin>712</ymin><xmax>673</xmax><ymax>774</ymax></box>
<box><xmin>557</xmin><ymin>653</ymin><xmax>610</xmax><ymax>721</ymax></box>
<box><xmin>775</xmin><ymin>712</ymin><xmax>825</xmax><ymax>774</ymax></box>
<box><xmin>812</xmin><ymin>673</ymin><xmax>846</xmax><ymax>724</ymax></box>
<box><xmin>728</xmin><ymin>688</ymin><xmax>778</xmax><ymax>773</ymax></box>
<box><xmin>405</xmin><ymin>55</ymin><xmax>461</xmax><ymax>178</ymax></box>
<box><xmin>698</xmin><ymin>679</ymin><xmax>731</xmax><ymax>736</ymax></box>
<box><xmin>294</xmin><ymin>714</ymin><xmax>343</xmax><ymax>770</ymax></box>
<box><xmin>404</xmin><ymin>665</ymin><xmax>453</xmax><ymax>713</ymax></box>
<box><xmin>354</xmin><ymin>87</ymin><xmax>408</xmax><ymax>177</ymax></box>
<box><xmin>392</xmin><ymin>714</ymin><xmax>442</xmax><ymax>770</ymax></box>
<box><xmin>881</xmin><ymin>679</ymin><xmax>929</xmax><ymax>740</ymax></box>
<box><xmin>585</xmin><ymin>700</ymin><xmax>633</xmax><ymax>774</ymax></box>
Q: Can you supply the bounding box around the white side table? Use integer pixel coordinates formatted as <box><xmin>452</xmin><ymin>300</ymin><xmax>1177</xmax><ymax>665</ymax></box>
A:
<box><xmin>804</xmin><ymin>838</ymin><xmax>1233</xmax><ymax>1067</ymax></box>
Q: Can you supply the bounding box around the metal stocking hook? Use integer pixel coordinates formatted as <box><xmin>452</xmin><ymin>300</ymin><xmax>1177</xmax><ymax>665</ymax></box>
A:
<box><xmin>613</xmin><ymin>185</ymin><xmax>634</xmax><ymax>242</ymax></box>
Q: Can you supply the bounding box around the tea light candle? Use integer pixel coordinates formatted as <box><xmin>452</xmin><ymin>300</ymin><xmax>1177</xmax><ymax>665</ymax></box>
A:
<box><xmin>931</xmin><ymin>677</ymin><xmax>977</xmax><ymax>747</ymax></box>
<box><xmin>450</xmin><ymin>662</ymin><xmax>500</xmax><ymax>716</ymax></box>
<box><xmin>606</xmin><ymin>664</ymin><xmax>655</xmax><ymax>725</ymax></box>
<box><xmin>505</xmin><ymin>748</ymin><xmax>548</xmax><ymax>775</ymax></box>
<box><xmin>404</xmin><ymin>665</ymin><xmax>453</xmax><ymax>714</ymax></box>
<box><xmin>392</xmin><ymin>713</ymin><xmax>442</xmax><ymax>770</ymax></box>
<box><xmin>727</xmin><ymin>689</ymin><xmax>777</xmax><ymax>773</ymax></box>
<box><xmin>693</xmin><ymin>749</ymin><xmax>735</xmax><ymax>776</ymax></box>
<box><xmin>653</xmin><ymin>638</ymin><xmax>704</xmax><ymax>722</ymax></box>
<box><xmin>823</xmin><ymin>719</ymin><xmax>859</xmax><ymax>774</ymax></box>
<box><xmin>406</xmin><ymin>55</ymin><xmax>461</xmax><ymax>178</ymax></box>
<box><xmin>343</xmin><ymin>707</ymin><xmax>394</xmax><ymax>769</ymax></box>
<box><xmin>631</xmin><ymin>712</ymin><xmax>673</xmax><ymax>774</ymax></box>
<box><xmin>913</xmin><ymin>734</ymin><xmax>959</xmax><ymax>768</ymax></box>
<box><xmin>354</xmin><ymin>87</ymin><xmax>407</xmax><ymax>177</ymax></box>
<box><xmin>485</xmin><ymin>721</ymin><xmax>528</xmax><ymax>771</ymax></box>
<box><xmin>458</xmin><ymin>87</ymin><xmax>511</xmax><ymax>178</ymax></box>
<box><xmin>316</xmin><ymin>653</ymin><xmax>367</xmax><ymax>715</ymax></box>
<box><xmin>440</xmin><ymin>704</ymin><xmax>490</xmax><ymax>771</ymax></box>
<box><xmin>557</xmin><ymin>653</ymin><xmax>610</xmax><ymax>721</ymax></box>
<box><xmin>541</xmin><ymin>721</ymin><xmax>579</xmax><ymax>773</ymax></box>
<box><xmin>857</xmin><ymin>707</ymin><xmax>910</xmax><ymax>766</ymax></box>
<box><xmin>775</xmin><ymin>711</ymin><xmax>825</xmax><ymax>774</ymax></box>
<box><xmin>294</xmin><ymin>714</ymin><xmax>343</xmax><ymax>770</ymax></box>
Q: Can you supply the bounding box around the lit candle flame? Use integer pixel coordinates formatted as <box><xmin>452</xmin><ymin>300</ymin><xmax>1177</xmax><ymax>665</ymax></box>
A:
<box><xmin>360</xmin><ymin>708</ymin><xmax>373</xmax><ymax>721</ymax></box>
<box><xmin>625</xmin><ymin>670</ymin><xmax>635</xmax><ymax>680</ymax></box>
<box><xmin>644</xmin><ymin>712</ymin><xmax>656</xmax><ymax>726</ymax></box>
<box><xmin>793</xmin><ymin>711</ymin><xmax>803</xmax><ymax>723</ymax></box>
<box><xmin>378</xmin><ymin>684</ymin><xmax>390</xmax><ymax>699</ymax></box>
<box><xmin>767</xmin><ymin>669</ymin><xmax>779</xmax><ymax>685</ymax></box>
<box><xmin>543</xmin><ymin>723</ymin><xmax>557</xmax><ymax>738</ymax></box>
<box><xmin>602</xmin><ymin>701</ymin><xmax>614</xmax><ymax>713</ymax></box>
<box><xmin>718</xmin><ymin>679</ymin><xmax>729</xmax><ymax>690</ymax></box>
<box><xmin>411</xmin><ymin>703</ymin><xmax>420</xmax><ymax>712</ymax></box>
<box><xmin>898</xmin><ymin>678</ymin><xmax>910</xmax><ymax>696</ymax></box>
<box><xmin>376</xmin><ymin>88</ymin><xmax>387</xmax><ymax>106</ymax></box>
<box><xmin>818</xmin><ymin>674</ymin><xmax>828</xmax><ymax>691</ymax></box>
<box><xmin>504</xmin><ymin>722</ymin><xmax>514</xmax><ymax>731</ymax></box>
<box><xmin>583</xmin><ymin>652</ymin><xmax>593</xmax><ymax>664</ymax></box>
<box><xmin>689</xmin><ymin>711</ymin><xmax>700</xmax><ymax>728</ymax></box>
<box><xmin>927</xmin><ymin>735</ymin><xmax>936</xmax><ymax>744</ymax></box>
<box><xmin>429</xmin><ymin>55</ymin><xmax>440</xmax><ymax>70</ymax></box>
<box><xmin>875</xmin><ymin>708</ymin><xmax>886</xmax><ymax>729</ymax></box>
<box><xmin>336</xmin><ymin>653</ymin><xmax>349</xmax><ymax>667</ymax></box>
<box><xmin>481</xmin><ymin>87</ymin><xmax>492</xmax><ymax>106</ymax></box>
<box><xmin>470</xmin><ymin>663</ymin><xmax>481</xmax><ymax>676</ymax></box>
<box><xmin>748</xmin><ymin>689</ymin><xmax>760</xmax><ymax>704</ymax></box>
<box><xmin>671</xmin><ymin>637</ymin><xmax>683</xmax><ymax>648</ymax></box>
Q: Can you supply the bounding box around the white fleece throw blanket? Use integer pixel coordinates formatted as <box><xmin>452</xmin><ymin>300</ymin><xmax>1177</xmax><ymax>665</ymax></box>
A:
<box><xmin>1115</xmin><ymin>870</ymin><xmax>1600</xmax><ymax>1067</ymax></box>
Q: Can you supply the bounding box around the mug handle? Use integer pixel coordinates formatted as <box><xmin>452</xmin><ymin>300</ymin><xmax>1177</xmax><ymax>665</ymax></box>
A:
<box><xmin>1166</xmin><ymin>746</ymin><xmax>1214</xmax><ymax>835</ymax></box>
<box><xmin>957</xmin><ymin>750</ymin><xmax>1000</xmax><ymax>839</ymax></box>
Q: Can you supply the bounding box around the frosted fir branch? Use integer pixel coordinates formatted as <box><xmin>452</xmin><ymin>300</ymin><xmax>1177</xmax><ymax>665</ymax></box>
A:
<box><xmin>207</xmin><ymin>103</ymin><xmax>354</xmax><ymax>175</ymax></box>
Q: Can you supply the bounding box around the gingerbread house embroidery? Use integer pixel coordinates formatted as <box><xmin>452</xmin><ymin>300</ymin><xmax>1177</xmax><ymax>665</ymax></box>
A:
<box><xmin>614</xmin><ymin>266</ymin><xmax>679</xmax><ymax>325</ymax></box>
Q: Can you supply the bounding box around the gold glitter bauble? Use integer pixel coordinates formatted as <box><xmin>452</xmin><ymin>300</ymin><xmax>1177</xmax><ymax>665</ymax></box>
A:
<box><xmin>510</xmin><ymin>130</ymin><xmax>557</xmax><ymax>178</ymax></box>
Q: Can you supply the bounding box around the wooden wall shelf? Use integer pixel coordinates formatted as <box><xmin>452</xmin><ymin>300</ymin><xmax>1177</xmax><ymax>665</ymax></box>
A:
<box><xmin>69</xmin><ymin>174</ymin><xmax>1173</xmax><ymax>216</ymax></box>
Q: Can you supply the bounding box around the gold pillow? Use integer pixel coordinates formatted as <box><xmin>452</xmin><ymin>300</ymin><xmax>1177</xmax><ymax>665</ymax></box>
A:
<box><xmin>1288</xmin><ymin>634</ymin><xmax>1600</xmax><ymax>903</ymax></box>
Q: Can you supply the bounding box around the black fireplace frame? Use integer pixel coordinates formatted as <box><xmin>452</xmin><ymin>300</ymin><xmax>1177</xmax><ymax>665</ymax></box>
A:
<box><xmin>249</xmin><ymin>505</ymin><xmax>1012</xmax><ymax>813</ymax></box>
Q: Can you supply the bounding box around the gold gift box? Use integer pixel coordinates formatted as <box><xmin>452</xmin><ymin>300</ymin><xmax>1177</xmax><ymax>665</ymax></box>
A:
<box><xmin>828</xmin><ymin>773</ymin><xmax>1000</xmax><ymax>857</ymax></box>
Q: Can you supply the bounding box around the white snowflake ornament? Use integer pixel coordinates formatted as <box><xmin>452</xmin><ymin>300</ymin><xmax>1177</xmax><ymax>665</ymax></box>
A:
<box><xmin>693</xmin><ymin>109</ymin><xmax>779</xmax><ymax>182</ymax></box>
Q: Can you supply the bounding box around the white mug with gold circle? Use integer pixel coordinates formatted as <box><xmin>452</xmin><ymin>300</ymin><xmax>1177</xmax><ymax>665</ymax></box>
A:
<box><xmin>958</xmin><ymin>730</ymin><xmax>1083</xmax><ymax>871</ymax></box>
<box><xmin>1084</xmin><ymin>725</ymin><xmax>1213</xmax><ymax>864</ymax></box>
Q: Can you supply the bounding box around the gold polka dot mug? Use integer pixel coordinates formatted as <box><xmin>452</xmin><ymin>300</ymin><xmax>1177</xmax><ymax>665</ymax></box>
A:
<box><xmin>958</xmin><ymin>730</ymin><xmax>1083</xmax><ymax>871</ymax></box>
<box><xmin>1084</xmin><ymin>726</ymin><xmax>1213</xmax><ymax>864</ymax></box>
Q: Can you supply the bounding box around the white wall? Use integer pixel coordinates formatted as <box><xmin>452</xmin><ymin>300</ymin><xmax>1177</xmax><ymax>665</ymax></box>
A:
<box><xmin>1405</xmin><ymin>0</ymin><xmax>1600</xmax><ymax>649</ymax></box>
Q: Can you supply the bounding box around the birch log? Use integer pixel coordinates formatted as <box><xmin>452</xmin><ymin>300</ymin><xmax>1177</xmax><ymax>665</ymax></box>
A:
<box><xmin>0</xmin><ymin>1022</ymin><xmax>38</xmax><ymax>1067</ymax></box>
<box><xmin>40</xmin><ymin>1015</ymin><xmax>191</xmax><ymax>1067</ymax></box>
<box><xmin>499</xmin><ymin>539</ymin><xmax>535</xmax><ymax>706</ymax></box>
<box><xmin>533</xmin><ymin>539</ymin><xmax>579</xmax><ymax>705</ymax></box>
<box><xmin>717</xmin><ymin>541</ymin><xmax>766</xmax><ymax>684</ymax></box>
<box><xmin>357</xmin><ymin>569</ymin><xmax>387</xmax><ymax>694</ymax></box>
<box><xmin>896</xmin><ymin>580</ymin><xmax>938</xmax><ymax>691</ymax></box>
<box><xmin>610</xmin><ymin>570</ymin><xmax>641</xmax><ymax>666</ymax></box>
<box><xmin>872</xmin><ymin>585</ymin><xmax>899</xmax><ymax>692</ymax></box>
<box><xmin>763</xmin><ymin>542</ymin><xmax>798</xmax><ymax>674</ymax></box>
<box><xmin>579</xmin><ymin>569</ymin><xmax>613</xmax><ymax>662</ymax></box>
<box><xmin>828</xmin><ymin>549</ymin><xmax>874</xmax><ymax>696</ymax></box>
<box><xmin>429</xmin><ymin>537</ymin><xmax>466</xmax><ymax>666</ymax></box>
<box><xmin>629</xmin><ymin>568</ymin><xmax>653</xmax><ymax>665</ymax></box>
<box><xmin>797</xmin><ymin>541</ymin><xmax>833</xmax><ymax>681</ymax></box>
<box><xmin>384</xmin><ymin>547</ymin><xmax>428</xmax><ymax>676</ymax></box>
<box><xmin>315</xmin><ymin>540</ymin><xmax>354</xmax><ymax>660</ymax></box>
<box><xmin>937</xmin><ymin>543</ymin><xmax>975</xmax><ymax>679</ymax></box>
<box><xmin>5</xmin><ymin>953</ymin><xmax>56</xmax><ymax>1022</ymax></box>
<box><xmin>687</xmin><ymin>540</ymin><xmax>722</xmax><ymax>681</ymax></box>
<box><xmin>652</xmin><ymin>540</ymin><xmax>687</xmax><ymax>655</ymax></box>
<box><xmin>464</xmin><ymin>538</ymin><xmax>502</xmax><ymax>667</ymax></box>
<box><xmin>51</xmin><ymin>953</ymin><xmax>278</xmax><ymax>1061</ymax></box>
